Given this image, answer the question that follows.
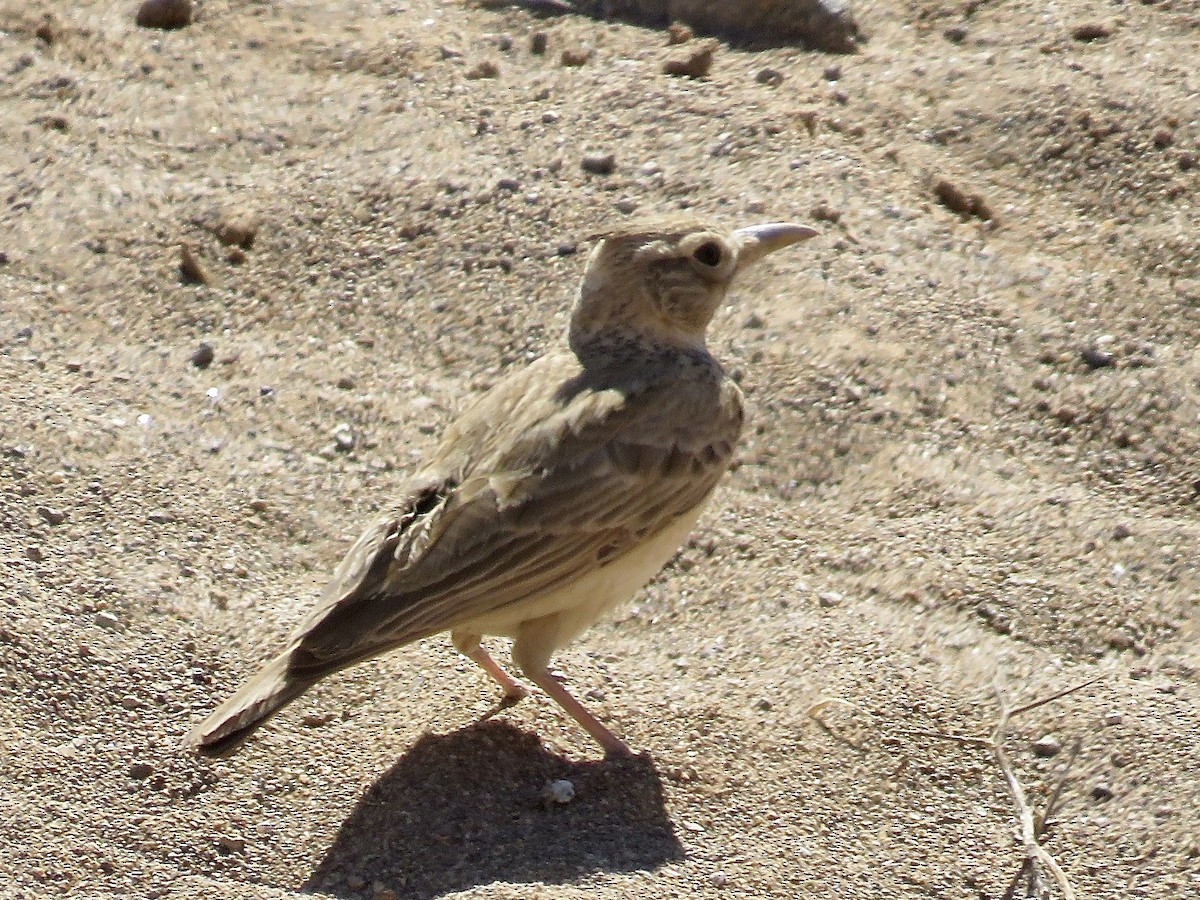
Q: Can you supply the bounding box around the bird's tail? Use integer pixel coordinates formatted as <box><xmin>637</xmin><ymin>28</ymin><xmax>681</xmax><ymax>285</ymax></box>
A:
<box><xmin>184</xmin><ymin>651</ymin><xmax>316</xmax><ymax>758</ymax></box>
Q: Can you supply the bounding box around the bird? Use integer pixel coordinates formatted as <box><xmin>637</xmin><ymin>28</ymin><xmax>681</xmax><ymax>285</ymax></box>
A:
<box><xmin>185</xmin><ymin>216</ymin><xmax>817</xmax><ymax>759</ymax></box>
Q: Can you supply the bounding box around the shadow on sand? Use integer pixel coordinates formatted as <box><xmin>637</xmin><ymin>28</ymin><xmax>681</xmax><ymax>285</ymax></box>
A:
<box><xmin>303</xmin><ymin>719</ymin><xmax>682</xmax><ymax>898</ymax></box>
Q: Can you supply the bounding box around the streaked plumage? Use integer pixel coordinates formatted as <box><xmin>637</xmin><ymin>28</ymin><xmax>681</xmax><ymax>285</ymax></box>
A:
<box><xmin>186</xmin><ymin>216</ymin><xmax>816</xmax><ymax>758</ymax></box>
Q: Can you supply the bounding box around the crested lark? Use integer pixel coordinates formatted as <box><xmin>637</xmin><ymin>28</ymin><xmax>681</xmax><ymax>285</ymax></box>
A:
<box><xmin>187</xmin><ymin>216</ymin><xmax>817</xmax><ymax>758</ymax></box>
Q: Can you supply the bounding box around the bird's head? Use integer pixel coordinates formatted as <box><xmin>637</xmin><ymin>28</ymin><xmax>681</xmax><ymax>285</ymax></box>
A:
<box><xmin>569</xmin><ymin>217</ymin><xmax>818</xmax><ymax>355</ymax></box>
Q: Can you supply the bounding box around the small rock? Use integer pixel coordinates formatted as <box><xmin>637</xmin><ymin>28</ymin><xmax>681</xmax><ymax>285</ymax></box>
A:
<box><xmin>743</xmin><ymin>312</ymin><xmax>765</xmax><ymax>329</ymax></box>
<box><xmin>755</xmin><ymin>68</ymin><xmax>783</xmax><ymax>87</ymax></box>
<box><xmin>753</xmin><ymin>697</ymin><xmax>772</xmax><ymax>711</ymax></box>
<box><xmin>663</xmin><ymin>41</ymin><xmax>716</xmax><ymax>79</ymax></box>
<box><xmin>1111</xmin><ymin>523</ymin><xmax>1133</xmax><ymax>540</ymax></box>
<box><xmin>466</xmin><ymin>60</ymin><xmax>500</xmax><ymax>79</ymax></box>
<box><xmin>1071</xmin><ymin>22</ymin><xmax>1112</xmax><ymax>42</ymax></box>
<box><xmin>336</xmin><ymin>375</ymin><xmax>356</xmax><ymax>390</ymax></box>
<box><xmin>1032</xmin><ymin>734</ymin><xmax>1061</xmax><ymax>757</ymax></box>
<box><xmin>25</xmin><ymin>546</ymin><xmax>44</xmax><ymax>562</ymax></box>
<box><xmin>333</xmin><ymin>424</ymin><xmax>356</xmax><ymax>452</ymax></box>
<box><xmin>811</xmin><ymin>203</ymin><xmax>842</xmax><ymax>223</ymax></box>
<box><xmin>215</xmin><ymin>208</ymin><xmax>260</xmax><ymax>249</ymax></box>
<box><xmin>933</xmin><ymin>178</ymin><xmax>994</xmax><ymax>221</ymax></box>
<box><xmin>529</xmin><ymin>31</ymin><xmax>547</xmax><ymax>55</ymax></box>
<box><xmin>667</xmin><ymin>21</ymin><xmax>694</xmax><ymax>45</ymax></box>
<box><xmin>1103</xmin><ymin>710</ymin><xmax>1123</xmax><ymax>726</ymax></box>
<box><xmin>1151</xmin><ymin>127</ymin><xmax>1173</xmax><ymax>148</ymax></box>
<box><xmin>120</xmin><ymin>695</ymin><xmax>143</xmax><ymax>710</ymax></box>
<box><xmin>944</xmin><ymin>25</ymin><xmax>968</xmax><ymax>43</ymax></box>
<box><xmin>817</xmin><ymin>590</ymin><xmax>843</xmax><ymax>608</ymax></box>
<box><xmin>217</xmin><ymin>835</ymin><xmax>246</xmax><ymax>854</ymax></box>
<box><xmin>226</xmin><ymin>246</ymin><xmax>247</xmax><ymax>265</ymax></box>
<box><xmin>146</xmin><ymin>510</ymin><xmax>177</xmax><ymax>525</ymax></box>
<box><xmin>613</xmin><ymin>197</ymin><xmax>638</xmax><ymax>214</ymax></box>
<box><xmin>302</xmin><ymin>712</ymin><xmax>334</xmax><ymax>727</ymax></box>
<box><xmin>560</xmin><ymin>47</ymin><xmax>592</xmax><ymax>67</ymax></box>
<box><xmin>179</xmin><ymin>243</ymin><xmax>209</xmax><ymax>285</ymax></box>
<box><xmin>190</xmin><ymin>341</ymin><xmax>215</xmax><ymax>369</ymax></box>
<box><xmin>710</xmin><ymin>871</ymin><xmax>729</xmax><ymax>887</ymax></box>
<box><xmin>497</xmin><ymin>34</ymin><xmax>513</xmax><ymax>52</ymax></box>
<box><xmin>822</xmin><ymin>63</ymin><xmax>841</xmax><ymax>81</ymax></box>
<box><xmin>581</xmin><ymin>151</ymin><xmax>616</xmax><ymax>175</ymax></box>
<box><xmin>135</xmin><ymin>0</ymin><xmax>193</xmax><ymax>30</ymax></box>
<box><xmin>35</xmin><ymin>15</ymin><xmax>59</xmax><ymax>45</ymax></box>
<box><xmin>95</xmin><ymin>611</ymin><xmax>122</xmax><ymax>631</ymax></box>
<box><xmin>1091</xmin><ymin>783</ymin><xmax>1114</xmax><ymax>801</ymax></box>
<box><xmin>35</xmin><ymin>114</ymin><xmax>70</xmax><ymax>132</ymax></box>
<box><xmin>36</xmin><ymin>506</ymin><xmax>67</xmax><ymax>526</ymax></box>
<box><xmin>496</xmin><ymin>176</ymin><xmax>521</xmax><ymax>192</ymax></box>
<box><xmin>544</xmin><ymin>779</ymin><xmax>575</xmax><ymax>804</ymax></box>
<box><xmin>1080</xmin><ymin>346</ymin><xmax>1115</xmax><ymax>369</ymax></box>
<box><xmin>128</xmin><ymin>762</ymin><xmax>154</xmax><ymax>780</ymax></box>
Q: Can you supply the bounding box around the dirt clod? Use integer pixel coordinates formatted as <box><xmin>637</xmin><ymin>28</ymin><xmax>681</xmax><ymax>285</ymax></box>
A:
<box><xmin>178</xmin><ymin>243</ymin><xmax>209</xmax><ymax>285</ymax></box>
<box><xmin>933</xmin><ymin>178</ymin><xmax>995</xmax><ymax>221</ymax></box>
<box><xmin>135</xmin><ymin>0</ymin><xmax>193</xmax><ymax>30</ymax></box>
<box><xmin>662</xmin><ymin>41</ymin><xmax>715</xmax><ymax>78</ymax></box>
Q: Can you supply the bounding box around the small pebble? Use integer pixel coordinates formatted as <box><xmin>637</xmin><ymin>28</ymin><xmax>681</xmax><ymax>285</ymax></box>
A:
<box><xmin>1111</xmin><ymin>523</ymin><xmax>1132</xmax><ymax>540</ymax></box>
<box><xmin>944</xmin><ymin>25</ymin><xmax>968</xmax><ymax>43</ymax></box>
<box><xmin>146</xmin><ymin>510</ymin><xmax>177</xmax><ymax>524</ymax></box>
<box><xmin>823</xmin><ymin>64</ymin><xmax>842</xmax><ymax>81</ymax></box>
<box><xmin>95</xmin><ymin>611</ymin><xmax>122</xmax><ymax>631</ymax></box>
<box><xmin>190</xmin><ymin>341</ymin><xmax>215</xmax><ymax>369</ymax></box>
<box><xmin>544</xmin><ymin>779</ymin><xmax>575</xmax><ymax>804</ymax></box>
<box><xmin>333</xmin><ymin>424</ymin><xmax>356</xmax><ymax>452</ymax></box>
<box><xmin>465</xmin><ymin>60</ymin><xmax>500</xmax><ymax>79</ymax></box>
<box><xmin>818</xmin><ymin>590</ymin><xmax>843</xmax><ymax>608</ymax></box>
<box><xmin>667</xmin><ymin>22</ymin><xmax>694</xmax><ymax>45</ymax></box>
<box><xmin>529</xmin><ymin>31</ymin><xmax>547</xmax><ymax>55</ymax></box>
<box><xmin>756</xmin><ymin>68</ymin><xmax>783</xmax><ymax>87</ymax></box>
<box><xmin>1103</xmin><ymin>710</ymin><xmax>1123</xmax><ymax>726</ymax></box>
<box><xmin>613</xmin><ymin>198</ymin><xmax>638</xmax><ymax>214</ymax></box>
<box><xmin>710</xmin><ymin>871</ymin><xmax>729</xmax><ymax>887</ymax></box>
<box><xmin>663</xmin><ymin>42</ymin><xmax>715</xmax><ymax>79</ymax></box>
<box><xmin>581</xmin><ymin>152</ymin><xmax>616</xmax><ymax>175</ymax></box>
<box><xmin>119</xmin><ymin>695</ymin><xmax>143</xmax><ymax>710</ymax></box>
<box><xmin>37</xmin><ymin>506</ymin><xmax>67</xmax><ymax>526</ymax></box>
<box><xmin>215</xmin><ymin>208</ymin><xmax>260</xmax><ymax>249</ymax></box>
<box><xmin>753</xmin><ymin>697</ymin><xmax>772</xmax><ymax>711</ymax></box>
<box><xmin>128</xmin><ymin>762</ymin><xmax>154</xmax><ymax>780</ymax></box>
<box><xmin>25</xmin><ymin>546</ymin><xmax>44</xmax><ymax>562</ymax></box>
<box><xmin>1091</xmin><ymin>783</ymin><xmax>1114</xmax><ymax>801</ymax></box>
<box><xmin>336</xmin><ymin>375</ymin><xmax>356</xmax><ymax>390</ymax></box>
<box><xmin>1071</xmin><ymin>22</ymin><xmax>1112</xmax><ymax>42</ymax></box>
<box><xmin>1032</xmin><ymin>734</ymin><xmax>1061</xmax><ymax>757</ymax></box>
<box><xmin>135</xmin><ymin>0</ymin><xmax>193</xmax><ymax>30</ymax></box>
<box><xmin>560</xmin><ymin>47</ymin><xmax>592</xmax><ymax>67</ymax></box>
<box><xmin>179</xmin><ymin>243</ymin><xmax>209</xmax><ymax>285</ymax></box>
<box><xmin>1081</xmin><ymin>346</ymin><xmax>1115</xmax><ymax>369</ymax></box>
<box><xmin>217</xmin><ymin>835</ymin><xmax>246</xmax><ymax>854</ymax></box>
<box><xmin>1151</xmin><ymin>127</ymin><xmax>1173</xmax><ymax>148</ymax></box>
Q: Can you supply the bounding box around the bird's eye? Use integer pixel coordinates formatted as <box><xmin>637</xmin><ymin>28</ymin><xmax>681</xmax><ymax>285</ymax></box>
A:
<box><xmin>692</xmin><ymin>241</ymin><xmax>724</xmax><ymax>268</ymax></box>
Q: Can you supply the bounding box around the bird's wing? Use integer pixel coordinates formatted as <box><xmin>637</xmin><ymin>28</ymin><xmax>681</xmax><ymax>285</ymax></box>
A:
<box><xmin>284</xmin><ymin>367</ymin><xmax>741</xmax><ymax>677</ymax></box>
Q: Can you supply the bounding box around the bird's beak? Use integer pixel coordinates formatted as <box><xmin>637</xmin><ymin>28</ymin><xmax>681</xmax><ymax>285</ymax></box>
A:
<box><xmin>733</xmin><ymin>222</ymin><xmax>819</xmax><ymax>271</ymax></box>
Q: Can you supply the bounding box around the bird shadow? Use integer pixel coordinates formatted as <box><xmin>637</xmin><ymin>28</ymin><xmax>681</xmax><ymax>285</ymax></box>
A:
<box><xmin>303</xmin><ymin>719</ymin><xmax>682</xmax><ymax>898</ymax></box>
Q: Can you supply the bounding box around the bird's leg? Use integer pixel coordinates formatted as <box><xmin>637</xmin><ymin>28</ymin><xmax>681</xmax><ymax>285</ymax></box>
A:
<box><xmin>451</xmin><ymin>630</ymin><xmax>529</xmax><ymax>704</ymax></box>
<box><xmin>512</xmin><ymin>628</ymin><xmax>632</xmax><ymax>757</ymax></box>
<box><xmin>521</xmin><ymin>664</ymin><xmax>632</xmax><ymax>758</ymax></box>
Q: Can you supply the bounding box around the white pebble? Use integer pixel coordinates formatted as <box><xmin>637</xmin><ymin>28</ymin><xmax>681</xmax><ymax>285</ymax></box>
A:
<box><xmin>545</xmin><ymin>779</ymin><xmax>575</xmax><ymax>804</ymax></box>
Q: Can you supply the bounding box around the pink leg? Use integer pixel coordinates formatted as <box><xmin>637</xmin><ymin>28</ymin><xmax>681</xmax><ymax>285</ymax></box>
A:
<box><xmin>521</xmin><ymin>664</ymin><xmax>632</xmax><ymax>758</ymax></box>
<box><xmin>511</xmin><ymin>620</ymin><xmax>631</xmax><ymax>757</ymax></box>
<box><xmin>452</xmin><ymin>631</ymin><xmax>529</xmax><ymax>702</ymax></box>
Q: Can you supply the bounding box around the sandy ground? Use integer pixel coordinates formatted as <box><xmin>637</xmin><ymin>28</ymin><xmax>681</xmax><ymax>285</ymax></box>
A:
<box><xmin>1</xmin><ymin>1</ymin><xmax>1198</xmax><ymax>898</ymax></box>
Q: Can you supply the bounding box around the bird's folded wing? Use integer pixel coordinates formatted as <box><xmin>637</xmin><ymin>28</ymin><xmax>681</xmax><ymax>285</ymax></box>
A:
<box><xmin>285</xmin><ymin>396</ymin><xmax>734</xmax><ymax>676</ymax></box>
